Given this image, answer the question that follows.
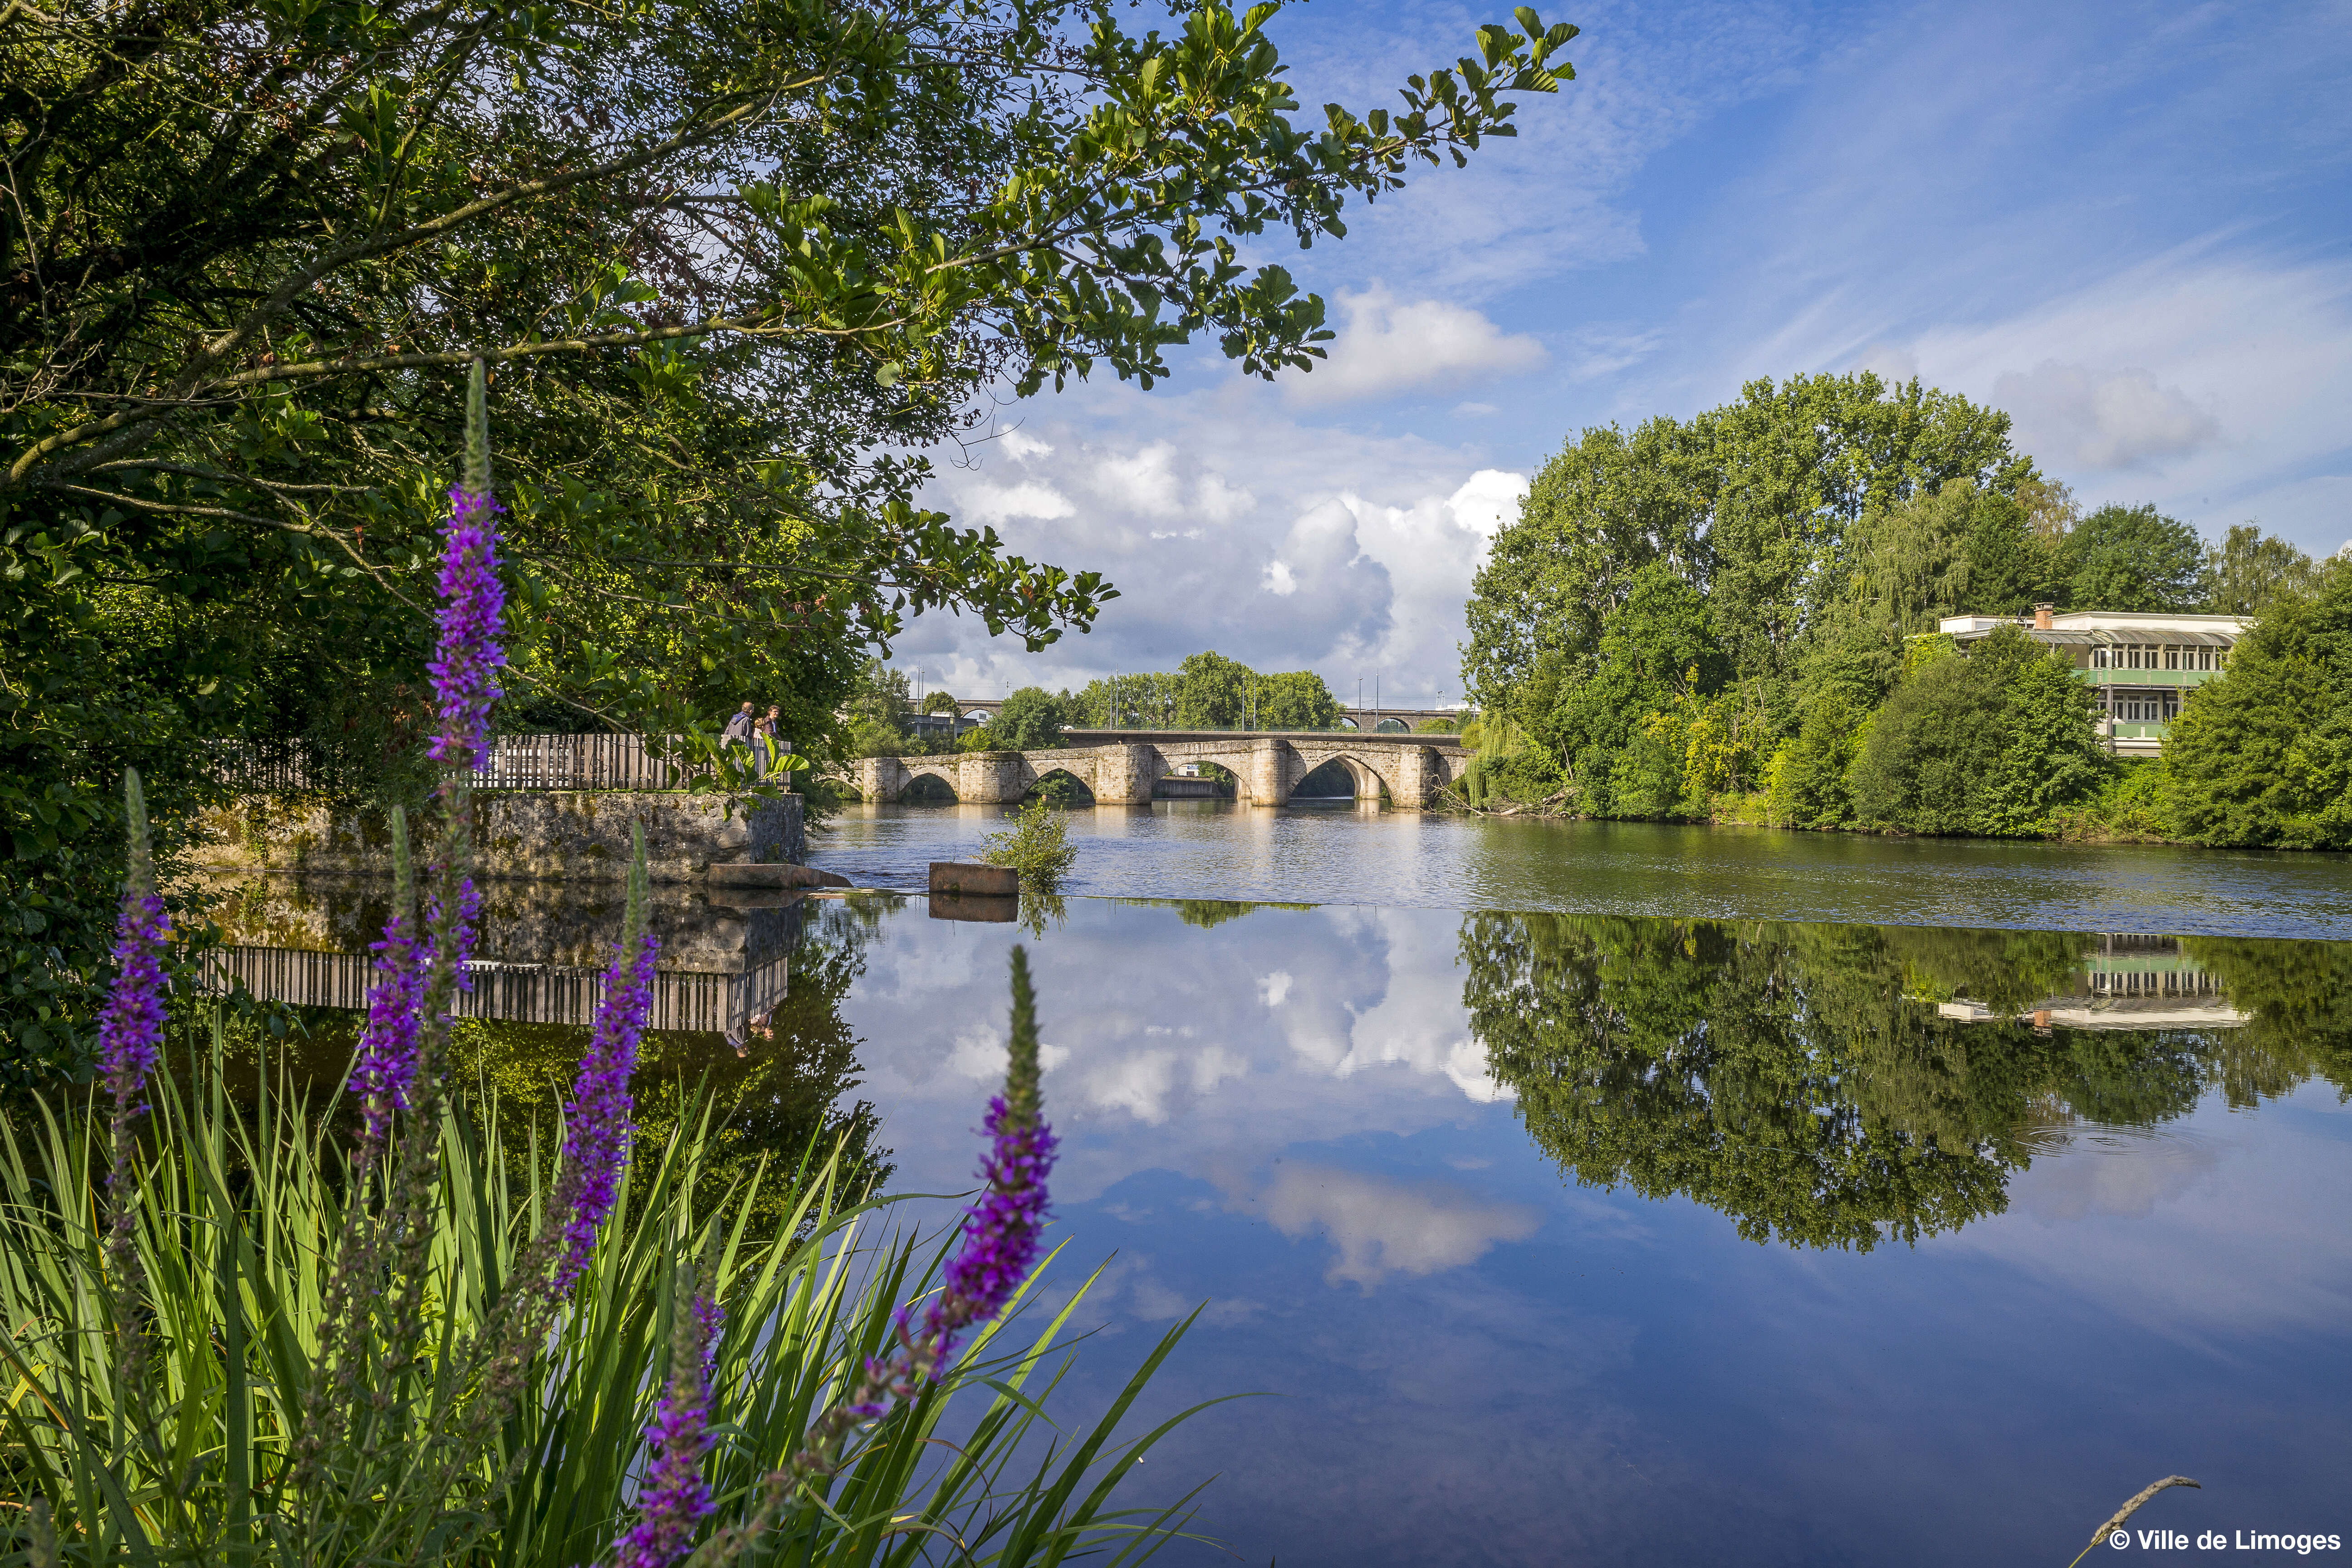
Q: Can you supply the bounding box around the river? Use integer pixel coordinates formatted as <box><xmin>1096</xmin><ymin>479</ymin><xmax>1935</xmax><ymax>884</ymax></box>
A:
<box><xmin>811</xmin><ymin>800</ymin><xmax>2352</xmax><ymax>937</ymax></box>
<box><xmin>209</xmin><ymin>805</ymin><xmax>2352</xmax><ymax>1564</ymax></box>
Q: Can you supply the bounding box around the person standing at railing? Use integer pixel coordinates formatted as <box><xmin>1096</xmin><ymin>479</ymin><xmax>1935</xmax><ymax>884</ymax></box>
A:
<box><xmin>754</xmin><ymin>704</ymin><xmax>789</xmax><ymax>776</ymax></box>
<box><xmin>722</xmin><ymin>701</ymin><xmax>757</xmax><ymax>751</ymax></box>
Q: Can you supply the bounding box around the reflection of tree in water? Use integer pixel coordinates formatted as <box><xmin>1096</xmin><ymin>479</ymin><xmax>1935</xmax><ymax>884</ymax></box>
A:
<box><xmin>1461</xmin><ymin>914</ymin><xmax>2352</xmax><ymax>1251</ymax></box>
<box><xmin>447</xmin><ymin>896</ymin><xmax>896</xmax><ymax>1236</ymax></box>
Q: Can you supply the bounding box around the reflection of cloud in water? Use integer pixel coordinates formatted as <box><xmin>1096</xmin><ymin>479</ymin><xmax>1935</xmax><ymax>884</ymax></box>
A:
<box><xmin>946</xmin><ymin>1021</ymin><xmax>1070</xmax><ymax>1083</ymax></box>
<box><xmin>1073</xmin><ymin>1040</ymin><xmax>1250</xmax><ymax>1124</ymax></box>
<box><xmin>1950</xmin><ymin>1082</ymin><xmax>2352</xmax><ymax>1341</ymax></box>
<box><xmin>2008</xmin><ymin>1124</ymin><xmax>2221</xmax><ymax>1222</ymax></box>
<box><xmin>1250</xmin><ymin>1162</ymin><xmax>1542</xmax><ymax>1288</ymax></box>
<box><xmin>847</xmin><ymin>903</ymin><xmax>1507</xmax><ymax>1201</ymax></box>
<box><xmin>1272</xmin><ymin>909</ymin><xmax>1508</xmax><ymax>1101</ymax></box>
<box><xmin>1032</xmin><ymin>1252</ymin><xmax>1264</xmax><ymax>1333</ymax></box>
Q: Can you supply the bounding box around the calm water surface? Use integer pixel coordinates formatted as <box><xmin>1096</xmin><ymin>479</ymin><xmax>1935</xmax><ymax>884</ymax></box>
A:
<box><xmin>214</xmin><ymin>811</ymin><xmax>2352</xmax><ymax>1563</ymax></box>
<box><xmin>810</xmin><ymin>802</ymin><xmax>2352</xmax><ymax>938</ymax></box>
<box><xmin>822</xmin><ymin>892</ymin><xmax>2349</xmax><ymax>1567</ymax></box>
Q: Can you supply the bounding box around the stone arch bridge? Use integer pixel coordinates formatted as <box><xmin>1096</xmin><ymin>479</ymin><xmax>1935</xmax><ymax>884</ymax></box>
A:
<box><xmin>844</xmin><ymin>728</ymin><xmax>1471</xmax><ymax>809</ymax></box>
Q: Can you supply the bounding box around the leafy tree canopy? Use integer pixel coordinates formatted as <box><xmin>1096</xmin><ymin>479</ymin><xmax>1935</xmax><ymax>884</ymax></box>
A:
<box><xmin>1845</xmin><ymin>626</ymin><xmax>2107</xmax><ymax>836</ymax></box>
<box><xmin>2199</xmin><ymin>523</ymin><xmax>2320</xmax><ymax>616</ymax></box>
<box><xmin>2058</xmin><ymin>504</ymin><xmax>2204</xmax><ymax>612</ymax></box>
<box><xmin>0</xmin><ymin>0</ymin><xmax>1579</xmax><ymax>1063</ymax></box>
<box><xmin>988</xmin><ymin>685</ymin><xmax>1073</xmax><ymax>750</ymax></box>
<box><xmin>1465</xmin><ymin>373</ymin><xmax>2030</xmax><ymax>810</ymax></box>
<box><xmin>2161</xmin><ymin>561</ymin><xmax>2352</xmax><ymax>848</ymax></box>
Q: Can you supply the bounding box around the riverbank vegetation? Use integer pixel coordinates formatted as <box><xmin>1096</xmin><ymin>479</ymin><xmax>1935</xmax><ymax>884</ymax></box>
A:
<box><xmin>2</xmin><ymin>958</ymin><xmax>1191</xmax><ymax>1566</ymax></box>
<box><xmin>1456</xmin><ymin>373</ymin><xmax>2346</xmax><ymax>846</ymax></box>
<box><xmin>1</xmin><ymin>0</ymin><xmax>1580</xmax><ymax>1066</ymax></box>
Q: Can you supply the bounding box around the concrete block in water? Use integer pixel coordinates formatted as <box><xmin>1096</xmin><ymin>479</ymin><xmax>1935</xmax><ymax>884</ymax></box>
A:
<box><xmin>929</xmin><ymin>892</ymin><xmax>1019</xmax><ymax>922</ymax></box>
<box><xmin>930</xmin><ymin>862</ymin><xmax>1018</xmax><ymax>896</ymax></box>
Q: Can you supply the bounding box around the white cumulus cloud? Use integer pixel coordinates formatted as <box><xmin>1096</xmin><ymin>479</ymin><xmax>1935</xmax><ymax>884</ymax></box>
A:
<box><xmin>1090</xmin><ymin>441</ymin><xmax>1185</xmax><ymax>517</ymax></box>
<box><xmin>958</xmin><ymin>481</ymin><xmax>1074</xmax><ymax>524</ymax></box>
<box><xmin>1992</xmin><ymin>361</ymin><xmax>2223</xmax><ymax>472</ymax></box>
<box><xmin>1286</xmin><ymin>285</ymin><xmax>1547</xmax><ymax>407</ymax></box>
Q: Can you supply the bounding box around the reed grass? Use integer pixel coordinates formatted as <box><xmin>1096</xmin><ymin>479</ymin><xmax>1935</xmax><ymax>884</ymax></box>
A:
<box><xmin>0</xmin><ymin>1025</ymin><xmax>1214</xmax><ymax>1567</ymax></box>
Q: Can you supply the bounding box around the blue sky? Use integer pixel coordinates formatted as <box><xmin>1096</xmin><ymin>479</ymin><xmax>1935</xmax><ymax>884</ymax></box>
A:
<box><xmin>897</xmin><ymin>0</ymin><xmax>2352</xmax><ymax>709</ymax></box>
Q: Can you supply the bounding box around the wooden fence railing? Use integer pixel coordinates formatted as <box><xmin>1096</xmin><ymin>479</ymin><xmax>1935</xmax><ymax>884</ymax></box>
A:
<box><xmin>207</xmin><ymin>733</ymin><xmax>788</xmax><ymax>794</ymax></box>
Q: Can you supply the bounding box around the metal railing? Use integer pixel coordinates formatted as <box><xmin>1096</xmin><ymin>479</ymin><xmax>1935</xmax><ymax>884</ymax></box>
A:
<box><xmin>474</xmin><ymin>732</ymin><xmax>690</xmax><ymax>791</ymax></box>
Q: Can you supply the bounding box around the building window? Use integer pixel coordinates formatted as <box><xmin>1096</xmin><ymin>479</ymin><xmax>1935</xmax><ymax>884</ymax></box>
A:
<box><xmin>2165</xmin><ymin>646</ymin><xmax>2180</xmax><ymax>670</ymax></box>
<box><xmin>2199</xmin><ymin>647</ymin><xmax>2215</xmax><ymax>671</ymax></box>
<box><xmin>2093</xmin><ymin>647</ymin><xmax>2110</xmax><ymax>669</ymax></box>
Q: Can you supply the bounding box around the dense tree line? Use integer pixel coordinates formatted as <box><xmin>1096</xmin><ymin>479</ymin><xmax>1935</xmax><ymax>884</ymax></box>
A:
<box><xmin>1460</xmin><ymin>373</ymin><xmax>2341</xmax><ymax>842</ymax></box>
<box><xmin>847</xmin><ymin>650</ymin><xmax>1342</xmax><ymax>756</ymax></box>
<box><xmin>0</xmin><ymin>0</ymin><xmax>1577</xmax><ymax>1065</ymax></box>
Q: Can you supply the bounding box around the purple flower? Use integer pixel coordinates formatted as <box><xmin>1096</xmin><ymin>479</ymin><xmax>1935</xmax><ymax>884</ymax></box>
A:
<box><xmin>923</xmin><ymin>1095</ymin><xmax>1057</xmax><ymax>1359</ymax></box>
<box><xmin>97</xmin><ymin>892</ymin><xmax>170</xmax><ymax>1116</ymax></box>
<box><xmin>427</xmin><ymin>483</ymin><xmax>507</xmax><ymax>771</ymax></box>
<box><xmin>781</xmin><ymin>949</ymin><xmax>1055</xmax><ymax>1482</ymax></box>
<box><xmin>553</xmin><ymin>926</ymin><xmax>659</xmax><ymax>1292</ymax></box>
<box><xmin>616</xmin><ymin>1287</ymin><xmax>725</xmax><ymax>1568</ymax></box>
<box><xmin>348</xmin><ymin>904</ymin><xmax>424</xmax><ymax>1147</ymax></box>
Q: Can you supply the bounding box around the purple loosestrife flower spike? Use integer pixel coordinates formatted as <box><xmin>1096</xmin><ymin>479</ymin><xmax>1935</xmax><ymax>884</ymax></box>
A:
<box><xmin>923</xmin><ymin>944</ymin><xmax>1055</xmax><ymax>1359</ymax></box>
<box><xmin>428</xmin><ymin>358</ymin><xmax>506</xmax><ymax>771</ymax></box>
<box><xmin>554</xmin><ymin>829</ymin><xmax>657</xmax><ymax>1293</ymax></box>
<box><xmin>783</xmin><ymin>948</ymin><xmax>1055</xmax><ymax>1483</ymax></box>
<box><xmin>349</xmin><ymin>806</ymin><xmax>425</xmax><ymax>1152</ymax></box>
<box><xmin>97</xmin><ymin>769</ymin><xmax>169</xmax><ymax>1119</ymax></box>
<box><xmin>98</xmin><ymin>769</ymin><xmax>169</xmax><ymax>1388</ymax></box>
<box><xmin>615</xmin><ymin>1269</ymin><xmax>725</xmax><ymax>1568</ymax></box>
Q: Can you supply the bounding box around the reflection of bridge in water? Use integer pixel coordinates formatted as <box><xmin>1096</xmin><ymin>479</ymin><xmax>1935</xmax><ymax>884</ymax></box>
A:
<box><xmin>205</xmin><ymin>946</ymin><xmax>792</xmax><ymax>1035</ymax></box>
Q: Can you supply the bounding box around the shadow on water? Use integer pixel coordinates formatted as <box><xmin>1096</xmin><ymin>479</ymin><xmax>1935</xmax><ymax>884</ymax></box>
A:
<box><xmin>187</xmin><ymin>877</ymin><xmax>903</xmax><ymax>1231</ymax></box>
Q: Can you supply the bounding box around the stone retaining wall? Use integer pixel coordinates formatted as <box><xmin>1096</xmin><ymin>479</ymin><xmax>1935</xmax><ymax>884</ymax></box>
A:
<box><xmin>191</xmin><ymin>789</ymin><xmax>803</xmax><ymax>884</ymax></box>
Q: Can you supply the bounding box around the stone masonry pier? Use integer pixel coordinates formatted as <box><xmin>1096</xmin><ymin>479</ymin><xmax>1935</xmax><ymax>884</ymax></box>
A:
<box><xmin>845</xmin><ymin>729</ymin><xmax>1471</xmax><ymax>809</ymax></box>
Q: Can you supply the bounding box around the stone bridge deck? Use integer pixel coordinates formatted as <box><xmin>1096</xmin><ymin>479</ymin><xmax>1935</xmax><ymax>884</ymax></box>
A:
<box><xmin>843</xmin><ymin>729</ymin><xmax>1471</xmax><ymax>809</ymax></box>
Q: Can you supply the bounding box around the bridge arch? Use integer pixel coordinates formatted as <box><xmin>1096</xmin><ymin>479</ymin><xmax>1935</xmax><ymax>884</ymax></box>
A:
<box><xmin>899</xmin><ymin>763</ymin><xmax>959</xmax><ymax>804</ymax></box>
<box><xmin>1025</xmin><ymin>765</ymin><xmax>1097</xmax><ymax>805</ymax></box>
<box><xmin>1294</xmin><ymin>747</ymin><xmax>1401</xmax><ymax>805</ymax></box>
<box><xmin>1293</xmin><ymin>756</ymin><xmax>1362</xmax><ymax>799</ymax></box>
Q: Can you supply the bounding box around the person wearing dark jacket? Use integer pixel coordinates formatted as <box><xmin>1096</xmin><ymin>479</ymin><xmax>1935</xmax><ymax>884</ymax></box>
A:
<box><xmin>721</xmin><ymin>701</ymin><xmax>756</xmax><ymax>746</ymax></box>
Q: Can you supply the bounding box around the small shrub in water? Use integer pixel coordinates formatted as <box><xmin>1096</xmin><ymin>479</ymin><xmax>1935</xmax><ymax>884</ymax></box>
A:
<box><xmin>981</xmin><ymin>795</ymin><xmax>1078</xmax><ymax>892</ymax></box>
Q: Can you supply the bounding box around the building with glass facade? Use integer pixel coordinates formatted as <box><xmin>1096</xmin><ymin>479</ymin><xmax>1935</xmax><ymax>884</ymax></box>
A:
<box><xmin>1935</xmin><ymin>607</ymin><xmax>2249</xmax><ymax>755</ymax></box>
